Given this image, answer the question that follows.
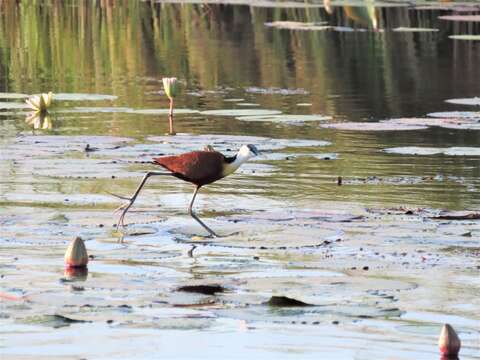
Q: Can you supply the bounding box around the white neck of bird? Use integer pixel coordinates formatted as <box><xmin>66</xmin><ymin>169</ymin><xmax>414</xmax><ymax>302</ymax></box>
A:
<box><xmin>222</xmin><ymin>150</ymin><xmax>252</xmax><ymax>177</ymax></box>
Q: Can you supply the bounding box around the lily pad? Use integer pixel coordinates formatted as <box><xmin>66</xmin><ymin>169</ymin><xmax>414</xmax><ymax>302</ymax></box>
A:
<box><xmin>53</xmin><ymin>93</ymin><xmax>118</xmax><ymax>101</ymax></box>
<box><xmin>223</xmin><ymin>98</ymin><xmax>244</xmax><ymax>102</ymax></box>
<box><xmin>264</xmin><ymin>21</ymin><xmax>329</xmax><ymax>31</ymax></box>
<box><xmin>382</xmin><ymin>118</ymin><xmax>479</xmax><ymax>129</ymax></box>
<box><xmin>58</xmin><ymin>107</ymin><xmax>132</xmax><ymax>113</ymax></box>
<box><xmin>443</xmin><ymin>147</ymin><xmax>480</xmax><ymax>156</ymax></box>
<box><xmin>427</xmin><ymin>111</ymin><xmax>480</xmax><ymax>119</ymax></box>
<box><xmin>126</xmin><ymin>108</ymin><xmax>199</xmax><ymax>115</ymax></box>
<box><xmin>200</xmin><ymin>109</ymin><xmax>281</xmax><ymax>117</ymax></box>
<box><xmin>264</xmin><ymin>296</ymin><xmax>314</xmax><ymax>307</ymax></box>
<box><xmin>384</xmin><ymin>147</ymin><xmax>445</xmax><ymax>155</ymax></box>
<box><xmin>245</xmin><ymin>87</ymin><xmax>309</xmax><ymax>95</ymax></box>
<box><xmin>321</xmin><ymin>122</ymin><xmax>428</xmax><ymax>131</ymax></box>
<box><xmin>449</xmin><ymin>35</ymin><xmax>480</xmax><ymax>41</ymax></box>
<box><xmin>19</xmin><ymin>314</ymin><xmax>90</xmax><ymax>328</ymax></box>
<box><xmin>439</xmin><ymin>15</ymin><xmax>480</xmax><ymax>22</ymax></box>
<box><xmin>393</xmin><ymin>27</ymin><xmax>439</xmax><ymax>32</ymax></box>
<box><xmin>445</xmin><ymin>97</ymin><xmax>480</xmax><ymax>106</ymax></box>
<box><xmin>0</xmin><ymin>93</ymin><xmax>29</xmax><ymax>99</ymax></box>
<box><xmin>235</xmin><ymin>114</ymin><xmax>331</xmax><ymax>123</ymax></box>
<box><xmin>177</xmin><ymin>285</ymin><xmax>225</xmax><ymax>295</ymax></box>
<box><xmin>432</xmin><ymin>211</ymin><xmax>480</xmax><ymax>220</ymax></box>
<box><xmin>384</xmin><ymin>146</ymin><xmax>480</xmax><ymax>156</ymax></box>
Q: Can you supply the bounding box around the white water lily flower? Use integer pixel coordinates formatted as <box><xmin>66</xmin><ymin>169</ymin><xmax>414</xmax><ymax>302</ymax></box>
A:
<box><xmin>25</xmin><ymin>92</ymin><xmax>53</xmax><ymax>112</ymax></box>
<box><xmin>162</xmin><ymin>77</ymin><xmax>179</xmax><ymax>99</ymax></box>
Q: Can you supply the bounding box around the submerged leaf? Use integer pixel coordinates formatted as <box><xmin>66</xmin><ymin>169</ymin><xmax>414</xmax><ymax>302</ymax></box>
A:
<box><xmin>321</xmin><ymin>122</ymin><xmax>427</xmax><ymax>131</ymax></box>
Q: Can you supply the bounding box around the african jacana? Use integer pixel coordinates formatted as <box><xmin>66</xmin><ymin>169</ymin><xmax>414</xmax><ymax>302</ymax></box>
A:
<box><xmin>114</xmin><ymin>144</ymin><xmax>259</xmax><ymax>237</ymax></box>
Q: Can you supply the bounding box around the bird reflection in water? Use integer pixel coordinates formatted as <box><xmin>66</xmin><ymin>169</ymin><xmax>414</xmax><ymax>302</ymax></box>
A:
<box><xmin>324</xmin><ymin>0</ymin><xmax>379</xmax><ymax>30</ymax></box>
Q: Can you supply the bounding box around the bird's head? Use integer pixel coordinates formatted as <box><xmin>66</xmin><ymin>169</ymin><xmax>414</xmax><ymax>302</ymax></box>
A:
<box><xmin>239</xmin><ymin>144</ymin><xmax>259</xmax><ymax>159</ymax></box>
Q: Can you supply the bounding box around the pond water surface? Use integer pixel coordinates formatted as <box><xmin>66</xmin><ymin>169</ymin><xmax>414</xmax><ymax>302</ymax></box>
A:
<box><xmin>0</xmin><ymin>1</ymin><xmax>479</xmax><ymax>359</ymax></box>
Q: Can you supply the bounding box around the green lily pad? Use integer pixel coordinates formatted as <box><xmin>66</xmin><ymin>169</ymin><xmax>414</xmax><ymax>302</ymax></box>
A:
<box><xmin>449</xmin><ymin>35</ymin><xmax>480</xmax><ymax>41</ymax></box>
<box><xmin>235</xmin><ymin>114</ymin><xmax>331</xmax><ymax>123</ymax></box>
<box><xmin>237</xmin><ymin>103</ymin><xmax>260</xmax><ymax>107</ymax></box>
<box><xmin>223</xmin><ymin>98</ymin><xmax>245</xmax><ymax>102</ymax></box>
<box><xmin>427</xmin><ymin>111</ymin><xmax>480</xmax><ymax>119</ymax></box>
<box><xmin>439</xmin><ymin>15</ymin><xmax>480</xmax><ymax>22</ymax></box>
<box><xmin>321</xmin><ymin>122</ymin><xmax>428</xmax><ymax>131</ymax></box>
<box><xmin>0</xmin><ymin>93</ymin><xmax>29</xmax><ymax>99</ymax></box>
<box><xmin>444</xmin><ymin>147</ymin><xmax>480</xmax><ymax>156</ymax></box>
<box><xmin>384</xmin><ymin>147</ymin><xmax>445</xmax><ymax>155</ymax></box>
<box><xmin>381</xmin><ymin>117</ymin><xmax>475</xmax><ymax>128</ymax></box>
<box><xmin>245</xmin><ymin>87</ymin><xmax>309</xmax><ymax>95</ymax></box>
<box><xmin>0</xmin><ymin>102</ymin><xmax>29</xmax><ymax>110</ymax></box>
<box><xmin>58</xmin><ymin>107</ymin><xmax>132</xmax><ymax>113</ymax></box>
<box><xmin>445</xmin><ymin>97</ymin><xmax>480</xmax><ymax>106</ymax></box>
<box><xmin>127</xmin><ymin>108</ymin><xmax>199</xmax><ymax>115</ymax></box>
<box><xmin>384</xmin><ymin>146</ymin><xmax>480</xmax><ymax>156</ymax></box>
<box><xmin>200</xmin><ymin>109</ymin><xmax>282</xmax><ymax>117</ymax></box>
<box><xmin>54</xmin><ymin>93</ymin><xmax>118</xmax><ymax>101</ymax></box>
<box><xmin>264</xmin><ymin>21</ymin><xmax>329</xmax><ymax>31</ymax></box>
<box><xmin>393</xmin><ymin>27</ymin><xmax>439</xmax><ymax>32</ymax></box>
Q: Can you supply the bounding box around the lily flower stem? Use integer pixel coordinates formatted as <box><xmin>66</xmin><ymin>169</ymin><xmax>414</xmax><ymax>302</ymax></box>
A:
<box><xmin>168</xmin><ymin>97</ymin><xmax>175</xmax><ymax>134</ymax></box>
<box><xmin>169</xmin><ymin>97</ymin><xmax>174</xmax><ymax>117</ymax></box>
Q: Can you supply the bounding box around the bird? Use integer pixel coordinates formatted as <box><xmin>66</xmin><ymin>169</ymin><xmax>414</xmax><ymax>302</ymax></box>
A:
<box><xmin>113</xmin><ymin>144</ymin><xmax>259</xmax><ymax>237</ymax></box>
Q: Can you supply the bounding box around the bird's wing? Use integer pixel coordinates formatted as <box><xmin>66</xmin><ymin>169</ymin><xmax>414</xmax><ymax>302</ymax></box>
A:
<box><xmin>154</xmin><ymin>151</ymin><xmax>225</xmax><ymax>184</ymax></box>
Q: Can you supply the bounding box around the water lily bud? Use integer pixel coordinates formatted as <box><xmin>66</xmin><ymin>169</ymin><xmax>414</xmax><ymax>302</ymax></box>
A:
<box><xmin>438</xmin><ymin>324</ymin><xmax>461</xmax><ymax>356</ymax></box>
<box><xmin>64</xmin><ymin>237</ymin><xmax>88</xmax><ymax>268</ymax></box>
<box><xmin>162</xmin><ymin>77</ymin><xmax>179</xmax><ymax>99</ymax></box>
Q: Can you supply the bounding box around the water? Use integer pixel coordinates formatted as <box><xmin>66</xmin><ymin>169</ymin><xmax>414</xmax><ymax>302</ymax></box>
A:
<box><xmin>0</xmin><ymin>1</ymin><xmax>479</xmax><ymax>359</ymax></box>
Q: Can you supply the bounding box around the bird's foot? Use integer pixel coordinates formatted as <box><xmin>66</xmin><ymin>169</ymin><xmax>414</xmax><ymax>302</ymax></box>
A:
<box><xmin>108</xmin><ymin>192</ymin><xmax>135</xmax><ymax>229</ymax></box>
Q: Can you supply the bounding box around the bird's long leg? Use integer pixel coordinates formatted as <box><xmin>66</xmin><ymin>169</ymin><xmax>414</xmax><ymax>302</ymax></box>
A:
<box><xmin>113</xmin><ymin>172</ymin><xmax>172</xmax><ymax>229</ymax></box>
<box><xmin>188</xmin><ymin>186</ymin><xmax>218</xmax><ymax>238</ymax></box>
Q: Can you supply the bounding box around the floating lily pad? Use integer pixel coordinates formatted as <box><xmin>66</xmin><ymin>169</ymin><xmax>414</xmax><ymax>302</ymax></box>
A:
<box><xmin>237</xmin><ymin>103</ymin><xmax>260</xmax><ymax>107</ymax></box>
<box><xmin>58</xmin><ymin>107</ymin><xmax>132</xmax><ymax>113</ymax></box>
<box><xmin>432</xmin><ymin>211</ymin><xmax>480</xmax><ymax>220</ymax></box>
<box><xmin>0</xmin><ymin>102</ymin><xmax>29</xmax><ymax>110</ymax></box>
<box><xmin>445</xmin><ymin>97</ymin><xmax>480</xmax><ymax>106</ymax></box>
<box><xmin>443</xmin><ymin>147</ymin><xmax>480</xmax><ymax>156</ymax></box>
<box><xmin>384</xmin><ymin>146</ymin><xmax>480</xmax><ymax>156</ymax></box>
<box><xmin>19</xmin><ymin>314</ymin><xmax>90</xmax><ymax>328</ymax></box>
<box><xmin>200</xmin><ymin>109</ymin><xmax>282</xmax><ymax>117</ymax></box>
<box><xmin>126</xmin><ymin>108</ymin><xmax>199</xmax><ymax>115</ymax></box>
<box><xmin>235</xmin><ymin>114</ymin><xmax>331</xmax><ymax>123</ymax></box>
<box><xmin>53</xmin><ymin>93</ymin><xmax>118</xmax><ymax>101</ymax></box>
<box><xmin>427</xmin><ymin>111</ymin><xmax>480</xmax><ymax>119</ymax></box>
<box><xmin>439</xmin><ymin>15</ymin><xmax>480</xmax><ymax>22</ymax></box>
<box><xmin>384</xmin><ymin>147</ymin><xmax>445</xmax><ymax>155</ymax></box>
<box><xmin>449</xmin><ymin>35</ymin><xmax>480</xmax><ymax>41</ymax></box>
<box><xmin>0</xmin><ymin>93</ymin><xmax>29</xmax><ymax>99</ymax></box>
<box><xmin>223</xmin><ymin>98</ymin><xmax>244</xmax><ymax>102</ymax></box>
<box><xmin>393</xmin><ymin>27</ymin><xmax>439</xmax><ymax>32</ymax></box>
<box><xmin>381</xmin><ymin>117</ymin><xmax>474</xmax><ymax>128</ymax></box>
<box><xmin>265</xmin><ymin>296</ymin><xmax>314</xmax><ymax>307</ymax></box>
<box><xmin>321</xmin><ymin>122</ymin><xmax>427</xmax><ymax>131</ymax></box>
<box><xmin>245</xmin><ymin>87</ymin><xmax>309</xmax><ymax>95</ymax></box>
<box><xmin>264</xmin><ymin>21</ymin><xmax>329</xmax><ymax>31</ymax></box>
<box><xmin>177</xmin><ymin>285</ymin><xmax>225</xmax><ymax>295</ymax></box>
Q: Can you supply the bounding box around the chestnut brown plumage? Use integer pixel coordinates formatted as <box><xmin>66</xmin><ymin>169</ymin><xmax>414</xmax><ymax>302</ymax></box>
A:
<box><xmin>113</xmin><ymin>144</ymin><xmax>259</xmax><ymax>237</ymax></box>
